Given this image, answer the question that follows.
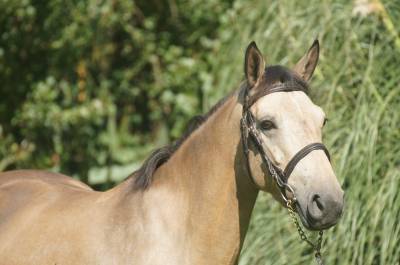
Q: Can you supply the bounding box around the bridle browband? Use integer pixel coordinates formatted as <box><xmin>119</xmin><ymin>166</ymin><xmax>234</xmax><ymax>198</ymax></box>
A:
<box><xmin>240</xmin><ymin>81</ymin><xmax>331</xmax><ymax>203</ymax></box>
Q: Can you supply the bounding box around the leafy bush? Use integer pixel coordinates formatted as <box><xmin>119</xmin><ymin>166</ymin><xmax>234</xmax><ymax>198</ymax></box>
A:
<box><xmin>0</xmin><ymin>0</ymin><xmax>232</xmax><ymax>184</ymax></box>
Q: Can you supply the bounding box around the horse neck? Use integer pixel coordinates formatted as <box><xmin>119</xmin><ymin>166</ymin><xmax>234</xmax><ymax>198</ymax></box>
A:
<box><xmin>111</xmin><ymin>93</ymin><xmax>259</xmax><ymax>264</ymax></box>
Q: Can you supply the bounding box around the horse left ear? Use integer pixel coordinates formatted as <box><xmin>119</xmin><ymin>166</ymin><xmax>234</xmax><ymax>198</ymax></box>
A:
<box><xmin>293</xmin><ymin>40</ymin><xmax>319</xmax><ymax>82</ymax></box>
<box><xmin>244</xmin><ymin>41</ymin><xmax>265</xmax><ymax>88</ymax></box>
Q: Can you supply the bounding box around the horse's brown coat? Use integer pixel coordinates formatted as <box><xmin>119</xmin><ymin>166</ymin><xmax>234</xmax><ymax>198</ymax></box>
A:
<box><xmin>0</xmin><ymin>93</ymin><xmax>258</xmax><ymax>265</ymax></box>
<box><xmin>0</xmin><ymin>41</ymin><xmax>343</xmax><ymax>264</ymax></box>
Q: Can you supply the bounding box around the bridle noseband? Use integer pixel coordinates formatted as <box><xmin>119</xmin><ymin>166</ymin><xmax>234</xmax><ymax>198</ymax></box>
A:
<box><xmin>240</xmin><ymin>81</ymin><xmax>331</xmax><ymax>265</ymax></box>
<box><xmin>240</xmin><ymin>82</ymin><xmax>330</xmax><ymax>202</ymax></box>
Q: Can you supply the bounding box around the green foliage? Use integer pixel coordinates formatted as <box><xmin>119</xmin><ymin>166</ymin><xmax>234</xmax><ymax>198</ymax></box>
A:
<box><xmin>0</xmin><ymin>0</ymin><xmax>399</xmax><ymax>264</ymax></box>
<box><xmin>213</xmin><ymin>1</ymin><xmax>399</xmax><ymax>264</ymax></box>
<box><xmin>0</xmin><ymin>0</ymin><xmax>232</xmax><ymax>183</ymax></box>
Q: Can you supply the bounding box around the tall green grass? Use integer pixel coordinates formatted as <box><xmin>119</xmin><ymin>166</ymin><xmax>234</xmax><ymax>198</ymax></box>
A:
<box><xmin>205</xmin><ymin>0</ymin><xmax>400</xmax><ymax>264</ymax></box>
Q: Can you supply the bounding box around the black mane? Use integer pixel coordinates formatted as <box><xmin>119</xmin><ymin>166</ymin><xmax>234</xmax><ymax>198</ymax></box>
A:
<box><xmin>131</xmin><ymin>93</ymin><xmax>233</xmax><ymax>190</ymax></box>
<box><xmin>131</xmin><ymin>65</ymin><xmax>308</xmax><ymax>190</ymax></box>
<box><xmin>263</xmin><ymin>65</ymin><xmax>308</xmax><ymax>91</ymax></box>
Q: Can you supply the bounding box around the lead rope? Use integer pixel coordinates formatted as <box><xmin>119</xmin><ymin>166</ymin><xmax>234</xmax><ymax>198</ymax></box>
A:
<box><xmin>287</xmin><ymin>200</ymin><xmax>325</xmax><ymax>265</ymax></box>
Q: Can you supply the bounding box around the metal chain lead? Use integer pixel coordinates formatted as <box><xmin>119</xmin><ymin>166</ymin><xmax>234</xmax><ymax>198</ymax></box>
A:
<box><xmin>287</xmin><ymin>200</ymin><xmax>325</xmax><ymax>265</ymax></box>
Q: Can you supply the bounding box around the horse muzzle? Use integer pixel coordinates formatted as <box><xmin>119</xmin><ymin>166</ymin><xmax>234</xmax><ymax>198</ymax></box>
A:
<box><xmin>297</xmin><ymin>191</ymin><xmax>344</xmax><ymax>231</ymax></box>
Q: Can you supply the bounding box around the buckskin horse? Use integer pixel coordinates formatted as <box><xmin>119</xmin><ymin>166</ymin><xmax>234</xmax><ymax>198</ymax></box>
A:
<box><xmin>0</xmin><ymin>40</ymin><xmax>344</xmax><ymax>265</ymax></box>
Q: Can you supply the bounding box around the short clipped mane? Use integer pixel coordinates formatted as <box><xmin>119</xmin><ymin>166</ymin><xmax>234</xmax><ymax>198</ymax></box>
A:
<box><xmin>131</xmin><ymin>92</ymin><xmax>233</xmax><ymax>190</ymax></box>
<box><xmin>130</xmin><ymin>65</ymin><xmax>307</xmax><ymax>190</ymax></box>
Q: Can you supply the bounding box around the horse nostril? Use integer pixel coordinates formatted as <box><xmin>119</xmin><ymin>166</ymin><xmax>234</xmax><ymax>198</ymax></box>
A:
<box><xmin>305</xmin><ymin>192</ymin><xmax>344</xmax><ymax>229</ymax></box>
<box><xmin>307</xmin><ymin>194</ymin><xmax>325</xmax><ymax>222</ymax></box>
<box><xmin>313</xmin><ymin>194</ymin><xmax>324</xmax><ymax>211</ymax></box>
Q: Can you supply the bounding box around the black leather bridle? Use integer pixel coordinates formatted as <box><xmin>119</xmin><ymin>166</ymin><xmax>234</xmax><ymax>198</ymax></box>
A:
<box><xmin>240</xmin><ymin>81</ymin><xmax>331</xmax><ymax>203</ymax></box>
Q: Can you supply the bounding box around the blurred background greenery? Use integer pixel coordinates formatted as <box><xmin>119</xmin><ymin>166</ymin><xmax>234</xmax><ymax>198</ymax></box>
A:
<box><xmin>0</xmin><ymin>0</ymin><xmax>399</xmax><ymax>264</ymax></box>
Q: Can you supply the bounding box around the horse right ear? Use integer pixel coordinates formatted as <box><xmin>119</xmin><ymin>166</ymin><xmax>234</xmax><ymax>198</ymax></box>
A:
<box><xmin>244</xmin><ymin>41</ymin><xmax>265</xmax><ymax>88</ymax></box>
<box><xmin>293</xmin><ymin>39</ymin><xmax>319</xmax><ymax>82</ymax></box>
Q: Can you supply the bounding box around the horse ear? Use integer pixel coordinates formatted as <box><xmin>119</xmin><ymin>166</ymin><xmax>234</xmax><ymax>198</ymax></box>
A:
<box><xmin>293</xmin><ymin>40</ymin><xmax>319</xmax><ymax>82</ymax></box>
<box><xmin>244</xmin><ymin>41</ymin><xmax>265</xmax><ymax>87</ymax></box>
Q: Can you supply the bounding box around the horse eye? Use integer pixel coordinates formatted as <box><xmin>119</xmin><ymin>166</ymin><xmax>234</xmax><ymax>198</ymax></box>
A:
<box><xmin>323</xmin><ymin>118</ymin><xmax>328</xmax><ymax>126</ymax></box>
<box><xmin>260</xmin><ymin>120</ymin><xmax>276</xmax><ymax>131</ymax></box>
